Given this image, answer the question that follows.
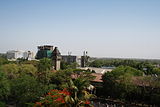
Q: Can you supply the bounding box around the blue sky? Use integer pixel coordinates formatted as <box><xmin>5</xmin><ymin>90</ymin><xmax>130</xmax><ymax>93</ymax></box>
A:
<box><xmin>0</xmin><ymin>0</ymin><xmax>160</xmax><ymax>59</ymax></box>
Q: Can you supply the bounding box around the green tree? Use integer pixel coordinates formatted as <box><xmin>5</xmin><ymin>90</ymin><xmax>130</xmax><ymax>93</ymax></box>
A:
<box><xmin>51</xmin><ymin>70</ymin><xmax>73</xmax><ymax>89</ymax></box>
<box><xmin>11</xmin><ymin>74</ymin><xmax>47</xmax><ymax>106</ymax></box>
<box><xmin>19</xmin><ymin>64</ymin><xmax>37</xmax><ymax>76</ymax></box>
<box><xmin>61</xmin><ymin>61</ymin><xmax>78</xmax><ymax>70</ymax></box>
<box><xmin>0</xmin><ymin>64</ymin><xmax>19</xmax><ymax>79</ymax></box>
<box><xmin>102</xmin><ymin>66</ymin><xmax>142</xmax><ymax>101</ymax></box>
<box><xmin>64</xmin><ymin>79</ymin><xmax>95</xmax><ymax>107</ymax></box>
<box><xmin>60</xmin><ymin>61</ymin><xmax>68</xmax><ymax>70</ymax></box>
<box><xmin>0</xmin><ymin>72</ymin><xmax>10</xmax><ymax>102</ymax></box>
<box><xmin>0</xmin><ymin>57</ymin><xmax>8</xmax><ymax>66</ymax></box>
<box><xmin>152</xmin><ymin>68</ymin><xmax>160</xmax><ymax>75</ymax></box>
<box><xmin>37</xmin><ymin>58</ymin><xmax>52</xmax><ymax>72</ymax></box>
<box><xmin>111</xmin><ymin>66</ymin><xmax>143</xmax><ymax>77</ymax></box>
<box><xmin>89</xmin><ymin>60</ymin><xmax>103</xmax><ymax>67</ymax></box>
<box><xmin>21</xmin><ymin>60</ymin><xmax>39</xmax><ymax>68</ymax></box>
<box><xmin>36</xmin><ymin>58</ymin><xmax>53</xmax><ymax>84</ymax></box>
<box><xmin>67</xmin><ymin>62</ymin><xmax>78</xmax><ymax>69</ymax></box>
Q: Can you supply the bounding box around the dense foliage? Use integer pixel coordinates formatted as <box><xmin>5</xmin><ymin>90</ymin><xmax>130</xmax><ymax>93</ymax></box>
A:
<box><xmin>0</xmin><ymin>57</ymin><xmax>95</xmax><ymax>107</ymax></box>
<box><xmin>34</xmin><ymin>79</ymin><xmax>95</xmax><ymax>107</ymax></box>
<box><xmin>102</xmin><ymin>66</ymin><xmax>160</xmax><ymax>106</ymax></box>
<box><xmin>1</xmin><ymin>56</ymin><xmax>160</xmax><ymax>106</ymax></box>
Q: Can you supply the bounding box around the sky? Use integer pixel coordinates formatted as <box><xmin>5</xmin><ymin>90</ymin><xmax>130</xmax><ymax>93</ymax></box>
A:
<box><xmin>0</xmin><ymin>0</ymin><xmax>160</xmax><ymax>59</ymax></box>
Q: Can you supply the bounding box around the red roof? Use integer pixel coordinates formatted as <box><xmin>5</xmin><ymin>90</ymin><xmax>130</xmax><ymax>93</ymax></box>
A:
<box><xmin>51</xmin><ymin>70</ymin><xmax>103</xmax><ymax>83</ymax></box>
<box><xmin>91</xmin><ymin>73</ymin><xmax>103</xmax><ymax>82</ymax></box>
<box><xmin>71</xmin><ymin>73</ymin><xmax>103</xmax><ymax>83</ymax></box>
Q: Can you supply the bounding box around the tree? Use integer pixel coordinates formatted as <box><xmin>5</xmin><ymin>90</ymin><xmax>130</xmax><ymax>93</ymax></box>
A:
<box><xmin>37</xmin><ymin>58</ymin><xmax>52</xmax><ymax>72</ymax></box>
<box><xmin>102</xmin><ymin>66</ymin><xmax>142</xmax><ymax>101</ymax></box>
<box><xmin>111</xmin><ymin>66</ymin><xmax>143</xmax><ymax>77</ymax></box>
<box><xmin>21</xmin><ymin>60</ymin><xmax>39</xmax><ymax>67</ymax></box>
<box><xmin>0</xmin><ymin>57</ymin><xmax>8</xmax><ymax>66</ymax></box>
<box><xmin>0</xmin><ymin>72</ymin><xmax>10</xmax><ymax>102</ymax></box>
<box><xmin>51</xmin><ymin>70</ymin><xmax>73</xmax><ymax>89</ymax></box>
<box><xmin>60</xmin><ymin>61</ymin><xmax>68</xmax><ymax>70</ymax></box>
<box><xmin>34</xmin><ymin>69</ymin><xmax>96</xmax><ymax>107</ymax></box>
<box><xmin>64</xmin><ymin>79</ymin><xmax>95</xmax><ymax>107</ymax></box>
<box><xmin>36</xmin><ymin>58</ymin><xmax>53</xmax><ymax>84</ymax></box>
<box><xmin>61</xmin><ymin>61</ymin><xmax>78</xmax><ymax>70</ymax></box>
<box><xmin>89</xmin><ymin>60</ymin><xmax>103</xmax><ymax>67</ymax></box>
<box><xmin>11</xmin><ymin>74</ymin><xmax>47</xmax><ymax>106</ymax></box>
<box><xmin>34</xmin><ymin>79</ymin><xmax>95</xmax><ymax>107</ymax></box>
<box><xmin>19</xmin><ymin>64</ymin><xmax>37</xmax><ymax>76</ymax></box>
<box><xmin>152</xmin><ymin>68</ymin><xmax>160</xmax><ymax>75</ymax></box>
<box><xmin>0</xmin><ymin>64</ymin><xmax>19</xmax><ymax>79</ymax></box>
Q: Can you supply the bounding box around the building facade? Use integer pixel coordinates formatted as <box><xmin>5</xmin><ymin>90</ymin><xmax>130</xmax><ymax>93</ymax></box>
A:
<box><xmin>23</xmin><ymin>51</ymin><xmax>35</xmax><ymax>60</ymax></box>
<box><xmin>6</xmin><ymin>50</ymin><xmax>34</xmax><ymax>60</ymax></box>
<box><xmin>62</xmin><ymin>55</ymin><xmax>81</xmax><ymax>66</ymax></box>
<box><xmin>36</xmin><ymin>45</ymin><xmax>53</xmax><ymax>59</ymax></box>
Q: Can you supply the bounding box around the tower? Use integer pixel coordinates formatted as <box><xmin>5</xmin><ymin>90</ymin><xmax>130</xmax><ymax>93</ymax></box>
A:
<box><xmin>81</xmin><ymin>51</ymin><xmax>88</xmax><ymax>67</ymax></box>
<box><xmin>52</xmin><ymin>47</ymin><xmax>61</xmax><ymax>70</ymax></box>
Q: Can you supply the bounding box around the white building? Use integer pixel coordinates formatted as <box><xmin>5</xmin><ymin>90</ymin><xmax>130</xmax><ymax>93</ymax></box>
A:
<box><xmin>6</xmin><ymin>50</ymin><xmax>35</xmax><ymax>60</ymax></box>
<box><xmin>78</xmin><ymin>67</ymin><xmax>114</xmax><ymax>74</ymax></box>
<box><xmin>23</xmin><ymin>51</ymin><xmax>35</xmax><ymax>60</ymax></box>
<box><xmin>7</xmin><ymin>50</ymin><xmax>23</xmax><ymax>60</ymax></box>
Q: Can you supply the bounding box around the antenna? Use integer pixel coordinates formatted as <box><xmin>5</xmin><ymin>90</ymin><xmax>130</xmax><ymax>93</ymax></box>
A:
<box><xmin>83</xmin><ymin>51</ymin><xmax>85</xmax><ymax>56</ymax></box>
<box><xmin>68</xmin><ymin>51</ymin><xmax>72</xmax><ymax>56</ymax></box>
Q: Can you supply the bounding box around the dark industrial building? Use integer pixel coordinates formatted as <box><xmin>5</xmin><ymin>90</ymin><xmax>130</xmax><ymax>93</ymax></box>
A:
<box><xmin>36</xmin><ymin>45</ymin><xmax>53</xmax><ymax>59</ymax></box>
